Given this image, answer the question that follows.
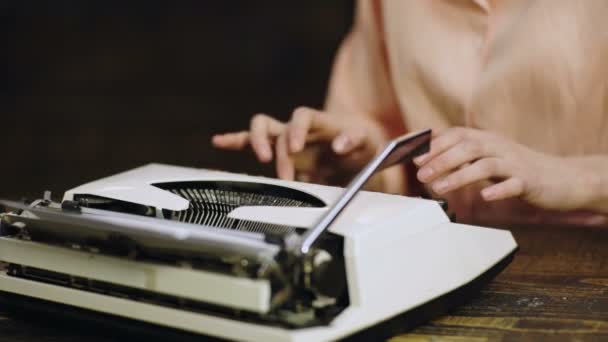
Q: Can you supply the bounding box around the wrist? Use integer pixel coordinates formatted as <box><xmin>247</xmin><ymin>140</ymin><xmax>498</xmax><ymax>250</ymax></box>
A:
<box><xmin>577</xmin><ymin>156</ymin><xmax>608</xmax><ymax>214</ymax></box>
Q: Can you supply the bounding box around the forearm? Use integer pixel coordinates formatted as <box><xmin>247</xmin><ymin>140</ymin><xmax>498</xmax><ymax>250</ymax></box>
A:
<box><xmin>322</xmin><ymin>3</ymin><xmax>406</xmax><ymax>194</ymax></box>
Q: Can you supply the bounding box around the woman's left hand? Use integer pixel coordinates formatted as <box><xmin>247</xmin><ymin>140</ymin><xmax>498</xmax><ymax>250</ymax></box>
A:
<box><xmin>413</xmin><ymin>127</ymin><xmax>598</xmax><ymax>211</ymax></box>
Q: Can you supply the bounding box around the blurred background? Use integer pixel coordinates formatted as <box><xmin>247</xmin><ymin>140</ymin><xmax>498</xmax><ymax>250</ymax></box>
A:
<box><xmin>3</xmin><ymin>1</ymin><xmax>354</xmax><ymax>199</ymax></box>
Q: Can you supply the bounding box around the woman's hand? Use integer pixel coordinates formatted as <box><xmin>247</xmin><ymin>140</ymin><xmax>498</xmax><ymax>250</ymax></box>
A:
<box><xmin>212</xmin><ymin>107</ymin><xmax>386</xmax><ymax>185</ymax></box>
<box><xmin>413</xmin><ymin>127</ymin><xmax>600</xmax><ymax>211</ymax></box>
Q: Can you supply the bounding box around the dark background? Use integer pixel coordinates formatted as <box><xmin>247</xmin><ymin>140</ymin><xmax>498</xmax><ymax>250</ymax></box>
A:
<box><xmin>3</xmin><ymin>1</ymin><xmax>354</xmax><ymax>199</ymax></box>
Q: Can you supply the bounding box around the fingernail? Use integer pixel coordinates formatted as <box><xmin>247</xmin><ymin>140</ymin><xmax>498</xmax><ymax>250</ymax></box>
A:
<box><xmin>259</xmin><ymin>146</ymin><xmax>272</xmax><ymax>162</ymax></box>
<box><xmin>481</xmin><ymin>188</ymin><xmax>495</xmax><ymax>200</ymax></box>
<box><xmin>417</xmin><ymin>167</ymin><xmax>434</xmax><ymax>181</ymax></box>
<box><xmin>296</xmin><ymin>173</ymin><xmax>311</xmax><ymax>182</ymax></box>
<box><xmin>433</xmin><ymin>179</ymin><xmax>449</xmax><ymax>193</ymax></box>
<box><xmin>212</xmin><ymin>135</ymin><xmax>225</xmax><ymax>146</ymax></box>
<box><xmin>333</xmin><ymin>135</ymin><xmax>350</xmax><ymax>153</ymax></box>
<box><xmin>413</xmin><ymin>153</ymin><xmax>429</xmax><ymax>165</ymax></box>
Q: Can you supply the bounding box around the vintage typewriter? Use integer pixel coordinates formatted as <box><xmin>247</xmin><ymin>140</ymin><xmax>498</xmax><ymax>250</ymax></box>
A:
<box><xmin>0</xmin><ymin>130</ymin><xmax>517</xmax><ymax>341</ymax></box>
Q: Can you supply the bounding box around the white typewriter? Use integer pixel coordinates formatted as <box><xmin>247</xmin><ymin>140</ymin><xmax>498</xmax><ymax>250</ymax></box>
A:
<box><xmin>0</xmin><ymin>130</ymin><xmax>517</xmax><ymax>341</ymax></box>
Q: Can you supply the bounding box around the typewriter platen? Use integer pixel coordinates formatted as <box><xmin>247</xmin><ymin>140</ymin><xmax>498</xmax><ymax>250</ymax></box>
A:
<box><xmin>0</xmin><ymin>130</ymin><xmax>517</xmax><ymax>341</ymax></box>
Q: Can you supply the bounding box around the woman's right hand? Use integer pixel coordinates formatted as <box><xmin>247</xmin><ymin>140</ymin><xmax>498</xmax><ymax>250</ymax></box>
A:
<box><xmin>212</xmin><ymin>107</ymin><xmax>386</xmax><ymax>185</ymax></box>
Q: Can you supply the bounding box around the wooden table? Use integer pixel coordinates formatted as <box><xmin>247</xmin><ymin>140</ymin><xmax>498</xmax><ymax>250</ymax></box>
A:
<box><xmin>1</xmin><ymin>224</ymin><xmax>606</xmax><ymax>341</ymax></box>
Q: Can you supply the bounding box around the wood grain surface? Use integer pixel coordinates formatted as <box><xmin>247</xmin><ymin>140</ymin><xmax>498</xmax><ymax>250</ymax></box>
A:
<box><xmin>392</xmin><ymin>224</ymin><xmax>608</xmax><ymax>342</ymax></box>
<box><xmin>0</xmin><ymin>224</ymin><xmax>606</xmax><ymax>341</ymax></box>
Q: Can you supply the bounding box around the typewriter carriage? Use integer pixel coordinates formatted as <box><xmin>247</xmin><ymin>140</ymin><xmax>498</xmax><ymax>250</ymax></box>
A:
<box><xmin>0</xmin><ymin>180</ymin><xmax>351</xmax><ymax>328</ymax></box>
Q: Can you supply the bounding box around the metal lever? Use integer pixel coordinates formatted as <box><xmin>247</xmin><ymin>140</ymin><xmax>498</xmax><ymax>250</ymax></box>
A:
<box><xmin>297</xmin><ymin>128</ymin><xmax>432</xmax><ymax>255</ymax></box>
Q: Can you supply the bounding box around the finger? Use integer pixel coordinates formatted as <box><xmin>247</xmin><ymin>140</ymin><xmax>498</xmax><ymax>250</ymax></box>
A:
<box><xmin>288</xmin><ymin>107</ymin><xmax>325</xmax><ymax>153</ymax></box>
<box><xmin>275</xmin><ymin>132</ymin><xmax>295</xmax><ymax>180</ymax></box>
<box><xmin>481</xmin><ymin>177</ymin><xmax>525</xmax><ymax>201</ymax></box>
<box><xmin>211</xmin><ymin>131</ymin><xmax>250</xmax><ymax>150</ymax></box>
<box><xmin>295</xmin><ymin>172</ymin><xmax>311</xmax><ymax>183</ymax></box>
<box><xmin>430</xmin><ymin>158</ymin><xmax>508</xmax><ymax>194</ymax></box>
<box><xmin>417</xmin><ymin>138</ymin><xmax>489</xmax><ymax>183</ymax></box>
<box><xmin>289</xmin><ymin>108</ymin><xmax>343</xmax><ymax>153</ymax></box>
<box><xmin>331</xmin><ymin>129</ymin><xmax>367</xmax><ymax>155</ymax></box>
<box><xmin>413</xmin><ymin>127</ymin><xmax>470</xmax><ymax>166</ymax></box>
<box><xmin>250</xmin><ymin>114</ymin><xmax>284</xmax><ymax>162</ymax></box>
<box><xmin>291</xmin><ymin>108</ymin><xmax>342</xmax><ymax>145</ymax></box>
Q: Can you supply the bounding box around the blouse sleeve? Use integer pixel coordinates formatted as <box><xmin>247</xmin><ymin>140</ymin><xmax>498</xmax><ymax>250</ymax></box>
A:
<box><xmin>323</xmin><ymin>0</ymin><xmax>410</xmax><ymax>194</ymax></box>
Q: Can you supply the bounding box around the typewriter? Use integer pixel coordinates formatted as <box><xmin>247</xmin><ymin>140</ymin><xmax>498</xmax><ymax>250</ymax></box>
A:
<box><xmin>0</xmin><ymin>130</ymin><xmax>517</xmax><ymax>341</ymax></box>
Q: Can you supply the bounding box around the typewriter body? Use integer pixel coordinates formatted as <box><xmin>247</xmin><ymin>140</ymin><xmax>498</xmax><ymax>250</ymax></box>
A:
<box><xmin>0</xmin><ymin>130</ymin><xmax>517</xmax><ymax>341</ymax></box>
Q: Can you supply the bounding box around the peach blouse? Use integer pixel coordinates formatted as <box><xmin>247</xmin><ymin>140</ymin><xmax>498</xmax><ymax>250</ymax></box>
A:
<box><xmin>325</xmin><ymin>0</ymin><xmax>608</xmax><ymax>225</ymax></box>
